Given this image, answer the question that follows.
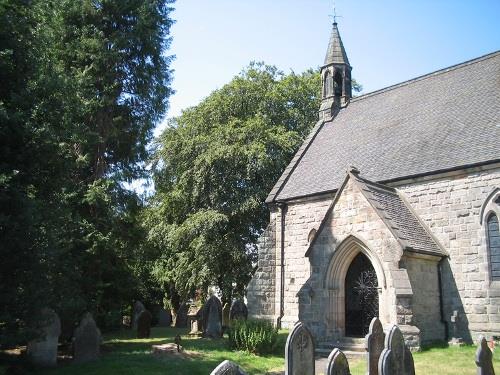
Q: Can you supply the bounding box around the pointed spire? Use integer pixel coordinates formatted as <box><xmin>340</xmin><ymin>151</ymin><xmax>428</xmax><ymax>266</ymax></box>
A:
<box><xmin>324</xmin><ymin>22</ymin><xmax>350</xmax><ymax>67</ymax></box>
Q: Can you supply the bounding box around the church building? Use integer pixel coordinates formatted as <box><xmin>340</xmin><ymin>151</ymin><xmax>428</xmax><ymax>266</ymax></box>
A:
<box><xmin>247</xmin><ymin>21</ymin><xmax>500</xmax><ymax>349</ymax></box>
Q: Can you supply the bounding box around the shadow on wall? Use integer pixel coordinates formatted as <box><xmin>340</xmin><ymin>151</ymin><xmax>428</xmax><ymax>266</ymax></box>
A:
<box><xmin>440</xmin><ymin>258</ymin><xmax>472</xmax><ymax>344</ymax></box>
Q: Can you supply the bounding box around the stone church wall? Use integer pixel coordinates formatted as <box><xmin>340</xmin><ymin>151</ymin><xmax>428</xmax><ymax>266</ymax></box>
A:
<box><xmin>247</xmin><ymin>217</ymin><xmax>277</xmax><ymax>321</ymax></box>
<box><xmin>396</xmin><ymin>166</ymin><xmax>500</xmax><ymax>341</ymax></box>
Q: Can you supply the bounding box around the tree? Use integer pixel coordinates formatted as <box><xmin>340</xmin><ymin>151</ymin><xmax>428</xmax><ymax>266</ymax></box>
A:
<box><xmin>146</xmin><ymin>63</ymin><xmax>320</xmax><ymax>307</ymax></box>
<box><xmin>0</xmin><ymin>0</ymin><xmax>174</xmax><ymax>346</ymax></box>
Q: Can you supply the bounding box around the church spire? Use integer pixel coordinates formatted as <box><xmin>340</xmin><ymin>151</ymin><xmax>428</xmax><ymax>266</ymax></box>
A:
<box><xmin>319</xmin><ymin>21</ymin><xmax>352</xmax><ymax>120</ymax></box>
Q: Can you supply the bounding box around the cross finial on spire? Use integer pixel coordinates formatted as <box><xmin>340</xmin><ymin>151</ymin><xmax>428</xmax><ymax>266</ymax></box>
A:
<box><xmin>328</xmin><ymin>0</ymin><xmax>342</xmax><ymax>24</ymax></box>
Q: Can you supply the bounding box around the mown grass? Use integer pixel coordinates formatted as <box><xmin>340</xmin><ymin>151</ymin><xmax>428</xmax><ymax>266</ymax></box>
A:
<box><xmin>1</xmin><ymin>327</ymin><xmax>499</xmax><ymax>374</ymax></box>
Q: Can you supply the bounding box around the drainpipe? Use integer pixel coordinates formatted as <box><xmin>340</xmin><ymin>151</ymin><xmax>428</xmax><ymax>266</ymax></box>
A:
<box><xmin>277</xmin><ymin>202</ymin><xmax>287</xmax><ymax>329</ymax></box>
<box><xmin>437</xmin><ymin>257</ymin><xmax>449</xmax><ymax>341</ymax></box>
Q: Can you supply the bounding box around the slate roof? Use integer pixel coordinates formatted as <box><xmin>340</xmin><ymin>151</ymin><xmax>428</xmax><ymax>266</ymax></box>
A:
<box><xmin>352</xmin><ymin>173</ymin><xmax>445</xmax><ymax>256</ymax></box>
<box><xmin>324</xmin><ymin>22</ymin><xmax>350</xmax><ymax>66</ymax></box>
<box><xmin>268</xmin><ymin>51</ymin><xmax>500</xmax><ymax>202</ymax></box>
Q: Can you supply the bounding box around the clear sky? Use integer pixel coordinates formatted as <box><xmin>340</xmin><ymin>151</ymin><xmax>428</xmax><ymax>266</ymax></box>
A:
<box><xmin>158</xmin><ymin>0</ymin><xmax>499</xmax><ymax>134</ymax></box>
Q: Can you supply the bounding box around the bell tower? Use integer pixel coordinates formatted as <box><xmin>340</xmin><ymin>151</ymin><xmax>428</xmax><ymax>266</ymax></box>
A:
<box><xmin>319</xmin><ymin>22</ymin><xmax>352</xmax><ymax>120</ymax></box>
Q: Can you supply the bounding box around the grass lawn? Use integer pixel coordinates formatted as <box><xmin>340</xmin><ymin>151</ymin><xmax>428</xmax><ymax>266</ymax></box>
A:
<box><xmin>1</xmin><ymin>327</ymin><xmax>498</xmax><ymax>374</ymax></box>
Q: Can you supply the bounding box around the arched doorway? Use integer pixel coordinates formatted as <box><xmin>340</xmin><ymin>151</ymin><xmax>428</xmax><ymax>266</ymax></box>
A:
<box><xmin>344</xmin><ymin>252</ymin><xmax>379</xmax><ymax>337</ymax></box>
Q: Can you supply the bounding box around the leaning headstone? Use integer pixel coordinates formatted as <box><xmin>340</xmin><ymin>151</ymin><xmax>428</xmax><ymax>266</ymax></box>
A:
<box><xmin>174</xmin><ymin>302</ymin><xmax>189</xmax><ymax>328</ymax></box>
<box><xmin>132</xmin><ymin>301</ymin><xmax>145</xmax><ymax>330</ymax></box>
<box><xmin>137</xmin><ymin>310</ymin><xmax>153</xmax><ymax>338</ymax></box>
<box><xmin>326</xmin><ymin>348</ymin><xmax>351</xmax><ymax>375</ymax></box>
<box><xmin>27</xmin><ymin>308</ymin><xmax>61</xmax><ymax>367</ymax></box>
<box><xmin>379</xmin><ymin>325</ymin><xmax>415</xmax><ymax>375</ymax></box>
<box><xmin>365</xmin><ymin>317</ymin><xmax>385</xmax><ymax>375</ymax></box>
<box><xmin>202</xmin><ymin>295</ymin><xmax>223</xmax><ymax>339</ymax></box>
<box><xmin>475</xmin><ymin>335</ymin><xmax>495</xmax><ymax>375</ymax></box>
<box><xmin>73</xmin><ymin>312</ymin><xmax>101</xmax><ymax>363</ymax></box>
<box><xmin>210</xmin><ymin>360</ymin><xmax>248</xmax><ymax>375</ymax></box>
<box><xmin>229</xmin><ymin>300</ymin><xmax>248</xmax><ymax>321</ymax></box>
<box><xmin>285</xmin><ymin>321</ymin><xmax>315</xmax><ymax>375</ymax></box>
<box><xmin>158</xmin><ymin>308</ymin><xmax>172</xmax><ymax>327</ymax></box>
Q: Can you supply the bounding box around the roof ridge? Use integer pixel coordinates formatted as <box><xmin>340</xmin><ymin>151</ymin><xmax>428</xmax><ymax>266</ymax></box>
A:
<box><xmin>350</xmin><ymin>50</ymin><xmax>500</xmax><ymax>103</ymax></box>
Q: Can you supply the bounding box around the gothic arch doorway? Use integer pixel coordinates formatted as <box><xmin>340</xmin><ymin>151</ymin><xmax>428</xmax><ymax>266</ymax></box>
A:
<box><xmin>323</xmin><ymin>235</ymin><xmax>386</xmax><ymax>340</ymax></box>
<box><xmin>344</xmin><ymin>252</ymin><xmax>379</xmax><ymax>337</ymax></box>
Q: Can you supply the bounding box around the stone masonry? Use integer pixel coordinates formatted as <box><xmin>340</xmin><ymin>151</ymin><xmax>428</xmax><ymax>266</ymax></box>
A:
<box><xmin>248</xmin><ymin>165</ymin><xmax>500</xmax><ymax>346</ymax></box>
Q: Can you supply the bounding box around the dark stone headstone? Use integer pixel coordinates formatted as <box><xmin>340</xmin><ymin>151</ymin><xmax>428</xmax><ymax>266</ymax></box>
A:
<box><xmin>379</xmin><ymin>325</ymin><xmax>415</xmax><ymax>375</ymax></box>
<box><xmin>137</xmin><ymin>310</ymin><xmax>152</xmax><ymax>338</ymax></box>
<box><xmin>202</xmin><ymin>296</ymin><xmax>222</xmax><ymax>339</ymax></box>
<box><xmin>326</xmin><ymin>348</ymin><xmax>351</xmax><ymax>375</ymax></box>
<box><xmin>132</xmin><ymin>301</ymin><xmax>145</xmax><ymax>330</ymax></box>
<box><xmin>285</xmin><ymin>321</ymin><xmax>315</xmax><ymax>375</ymax></box>
<box><xmin>73</xmin><ymin>312</ymin><xmax>101</xmax><ymax>363</ymax></box>
<box><xmin>365</xmin><ymin>317</ymin><xmax>385</xmax><ymax>375</ymax></box>
<box><xmin>174</xmin><ymin>302</ymin><xmax>189</xmax><ymax>328</ymax></box>
<box><xmin>158</xmin><ymin>308</ymin><xmax>172</xmax><ymax>327</ymax></box>
<box><xmin>27</xmin><ymin>308</ymin><xmax>61</xmax><ymax>367</ymax></box>
<box><xmin>229</xmin><ymin>300</ymin><xmax>248</xmax><ymax>321</ymax></box>
<box><xmin>475</xmin><ymin>335</ymin><xmax>495</xmax><ymax>375</ymax></box>
<box><xmin>210</xmin><ymin>360</ymin><xmax>248</xmax><ymax>375</ymax></box>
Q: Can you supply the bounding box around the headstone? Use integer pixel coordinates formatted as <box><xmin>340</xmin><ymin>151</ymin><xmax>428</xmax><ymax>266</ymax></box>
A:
<box><xmin>222</xmin><ymin>303</ymin><xmax>230</xmax><ymax>327</ymax></box>
<box><xmin>229</xmin><ymin>300</ymin><xmax>248</xmax><ymax>321</ymax></box>
<box><xmin>448</xmin><ymin>310</ymin><xmax>464</xmax><ymax>345</ymax></box>
<box><xmin>202</xmin><ymin>295</ymin><xmax>223</xmax><ymax>339</ymax></box>
<box><xmin>379</xmin><ymin>325</ymin><xmax>415</xmax><ymax>375</ymax></box>
<box><xmin>132</xmin><ymin>301</ymin><xmax>145</xmax><ymax>330</ymax></box>
<box><xmin>73</xmin><ymin>312</ymin><xmax>101</xmax><ymax>363</ymax></box>
<box><xmin>137</xmin><ymin>310</ymin><xmax>152</xmax><ymax>338</ymax></box>
<box><xmin>365</xmin><ymin>317</ymin><xmax>385</xmax><ymax>375</ymax></box>
<box><xmin>158</xmin><ymin>308</ymin><xmax>172</xmax><ymax>327</ymax></box>
<box><xmin>27</xmin><ymin>308</ymin><xmax>61</xmax><ymax>367</ymax></box>
<box><xmin>210</xmin><ymin>360</ymin><xmax>248</xmax><ymax>375</ymax></box>
<box><xmin>188</xmin><ymin>304</ymin><xmax>202</xmax><ymax>335</ymax></box>
<box><xmin>285</xmin><ymin>321</ymin><xmax>315</xmax><ymax>375</ymax></box>
<box><xmin>174</xmin><ymin>302</ymin><xmax>189</xmax><ymax>328</ymax></box>
<box><xmin>326</xmin><ymin>348</ymin><xmax>351</xmax><ymax>375</ymax></box>
<box><xmin>475</xmin><ymin>335</ymin><xmax>495</xmax><ymax>375</ymax></box>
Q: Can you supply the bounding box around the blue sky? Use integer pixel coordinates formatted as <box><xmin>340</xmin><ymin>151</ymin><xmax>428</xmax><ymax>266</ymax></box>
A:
<box><xmin>158</xmin><ymin>0</ymin><xmax>499</xmax><ymax>134</ymax></box>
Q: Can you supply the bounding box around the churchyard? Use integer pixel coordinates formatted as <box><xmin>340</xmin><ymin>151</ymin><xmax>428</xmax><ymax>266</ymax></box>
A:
<box><xmin>1</xmin><ymin>301</ymin><xmax>498</xmax><ymax>374</ymax></box>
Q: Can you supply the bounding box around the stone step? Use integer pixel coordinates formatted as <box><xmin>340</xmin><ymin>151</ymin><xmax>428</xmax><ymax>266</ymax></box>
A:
<box><xmin>315</xmin><ymin>347</ymin><xmax>366</xmax><ymax>359</ymax></box>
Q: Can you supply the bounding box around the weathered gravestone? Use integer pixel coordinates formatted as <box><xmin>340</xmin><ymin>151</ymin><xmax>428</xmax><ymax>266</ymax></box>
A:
<box><xmin>188</xmin><ymin>304</ymin><xmax>202</xmax><ymax>335</ymax></box>
<box><xmin>326</xmin><ymin>348</ymin><xmax>351</xmax><ymax>375</ymax></box>
<box><xmin>210</xmin><ymin>360</ymin><xmax>248</xmax><ymax>375</ymax></box>
<box><xmin>137</xmin><ymin>310</ymin><xmax>153</xmax><ymax>338</ymax></box>
<box><xmin>365</xmin><ymin>317</ymin><xmax>385</xmax><ymax>375</ymax></box>
<box><xmin>285</xmin><ymin>321</ymin><xmax>315</xmax><ymax>375</ymax></box>
<box><xmin>27</xmin><ymin>308</ymin><xmax>61</xmax><ymax>367</ymax></box>
<box><xmin>229</xmin><ymin>300</ymin><xmax>248</xmax><ymax>321</ymax></box>
<box><xmin>132</xmin><ymin>301</ymin><xmax>145</xmax><ymax>330</ymax></box>
<box><xmin>73</xmin><ymin>312</ymin><xmax>101</xmax><ymax>363</ymax></box>
<box><xmin>174</xmin><ymin>302</ymin><xmax>189</xmax><ymax>328</ymax></box>
<box><xmin>202</xmin><ymin>295</ymin><xmax>222</xmax><ymax>339</ymax></box>
<box><xmin>158</xmin><ymin>308</ymin><xmax>172</xmax><ymax>327</ymax></box>
<box><xmin>475</xmin><ymin>335</ymin><xmax>495</xmax><ymax>375</ymax></box>
<box><xmin>379</xmin><ymin>325</ymin><xmax>415</xmax><ymax>375</ymax></box>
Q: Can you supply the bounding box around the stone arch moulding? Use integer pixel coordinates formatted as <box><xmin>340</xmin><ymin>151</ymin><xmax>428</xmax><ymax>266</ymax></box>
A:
<box><xmin>322</xmin><ymin>235</ymin><xmax>387</xmax><ymax>339</ymax></box>
<box><xmin>479</xmin><ymin>187</ymin><xmax>500</xmax><ymax>225</ymax></box>
<box><xmin>323</xmin><ymin>235</ymin><xmax>386</xmax><ymax>290</ymax></box>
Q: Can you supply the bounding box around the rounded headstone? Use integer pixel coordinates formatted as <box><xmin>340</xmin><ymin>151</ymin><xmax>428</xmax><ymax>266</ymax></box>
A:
<box><xmin>285</xmin><ymin>321</ymin><xmax>315</xmax><ymax>375</ymax></box>
<box><xmin>202</xmin><ymin>295</ymin><xmax>222</xmax><ymax>339</ymax></box>
<box><xmin>73</xmin><ymin>312</ymin><xmax>101</xmax><ymax>363</ymax></box>
<box><xmin>137</xmin><ymin>310</ymin><xmax>153</xmax><ymax>339</ymax></box>
<box><xmin>210</xmin><ymin>359</ymin><xmax>248</xmax><ymax>375</ymax></box>
<box><xmin>229</xmin><ymin>300</ymin><xmax>248</xmax><ymax>321</ymax></box>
